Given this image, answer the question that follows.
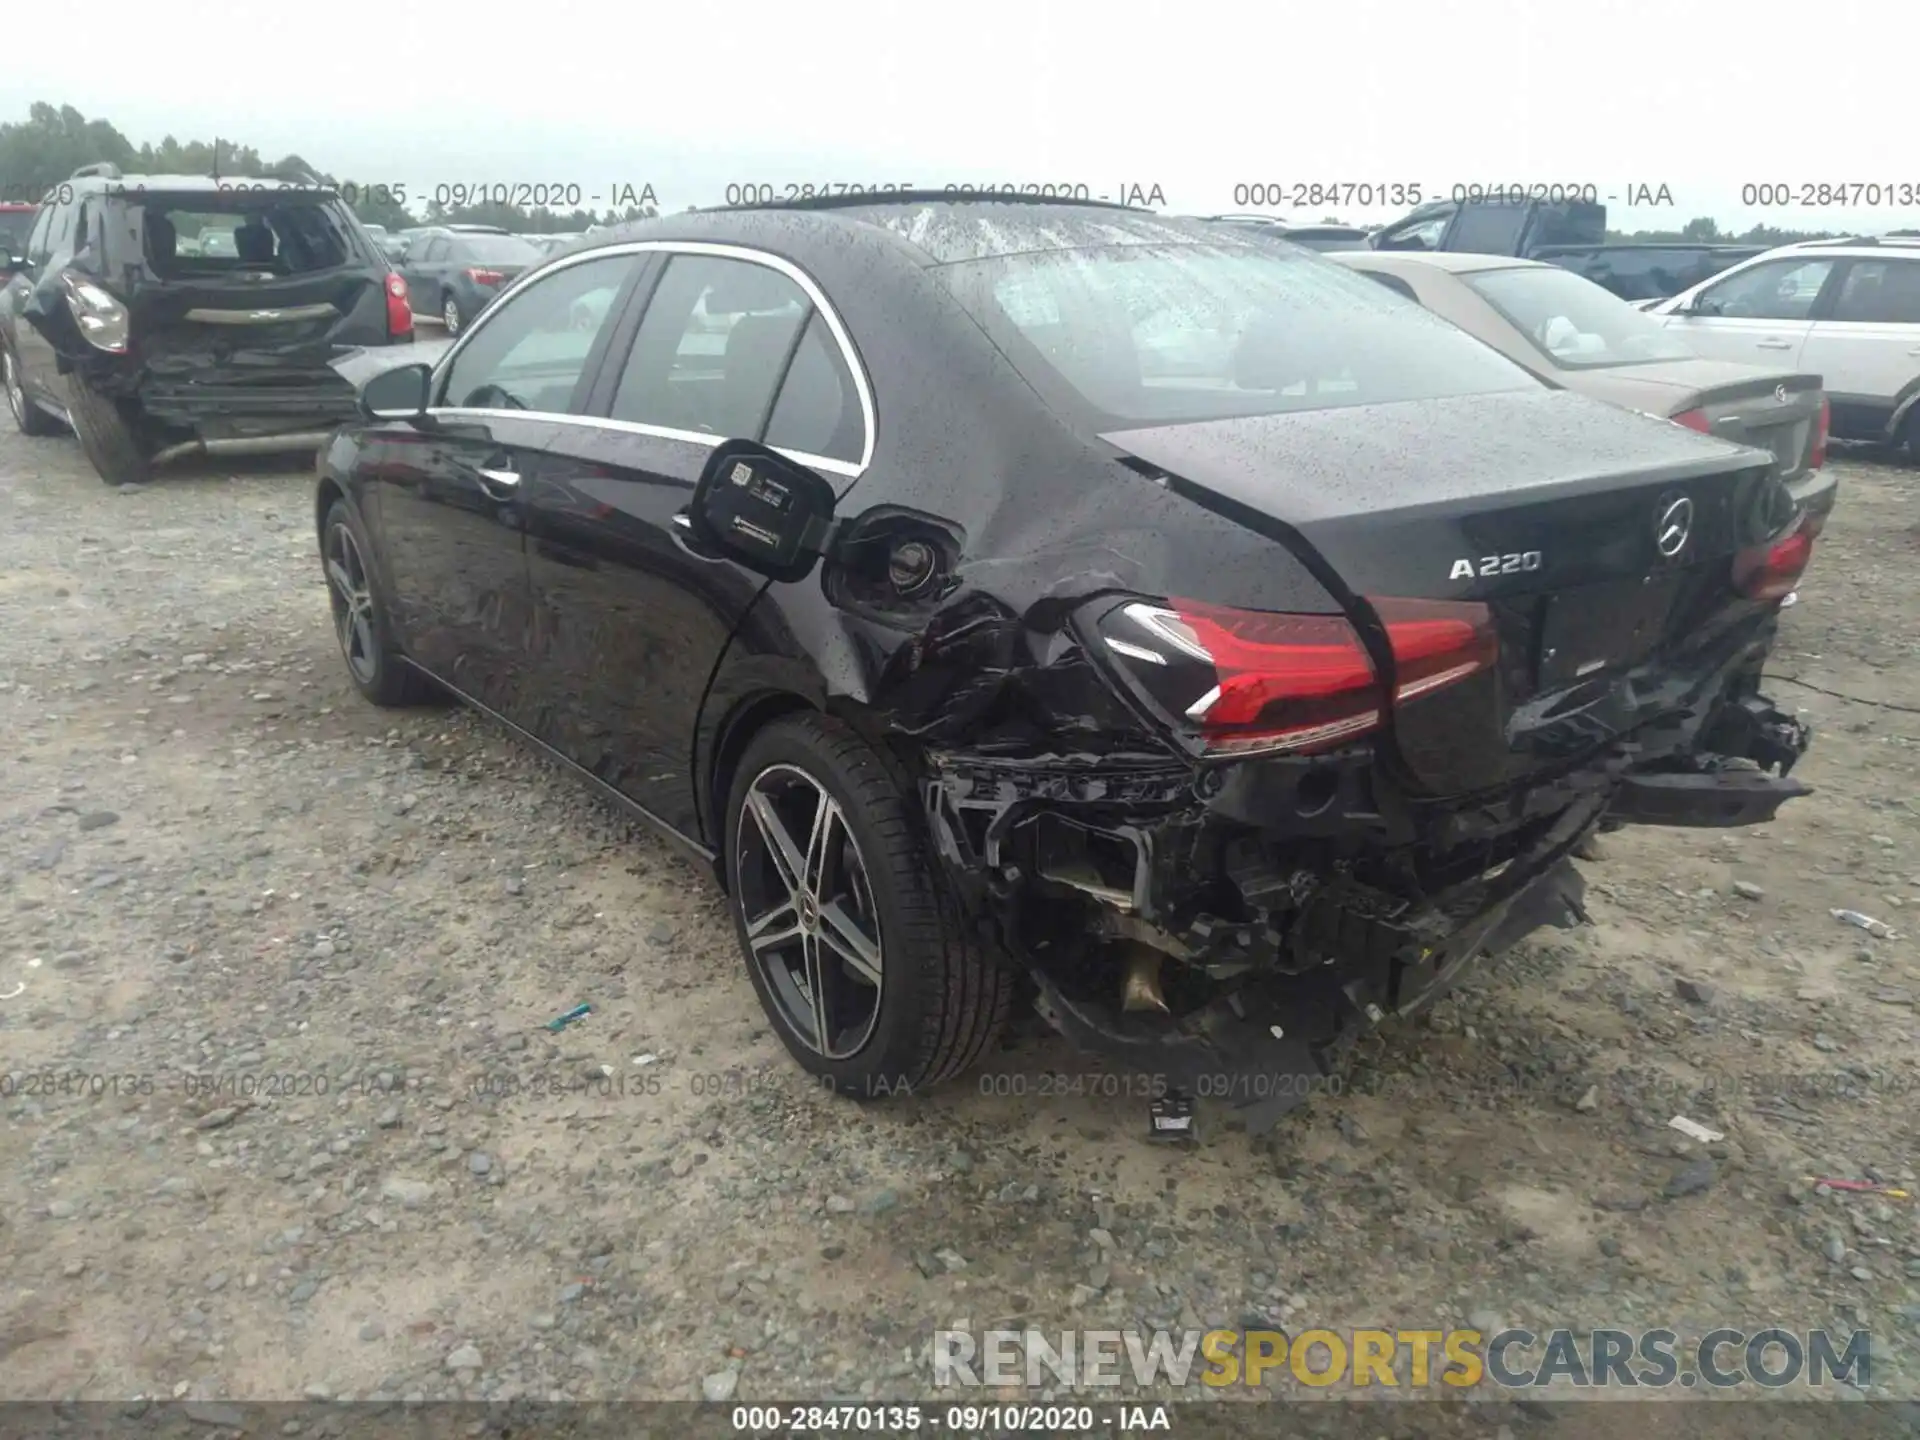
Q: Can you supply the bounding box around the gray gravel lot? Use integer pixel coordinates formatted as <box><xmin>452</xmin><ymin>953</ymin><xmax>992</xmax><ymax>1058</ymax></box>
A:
<box><xmin>2</xmin><ymin>417</ymin><xmax>1919</xmax><ymax>1422</ymax></box>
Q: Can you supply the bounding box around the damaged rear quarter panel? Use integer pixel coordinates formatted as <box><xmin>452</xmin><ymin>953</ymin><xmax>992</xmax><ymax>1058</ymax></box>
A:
<box><xmin>689</xmin><ymin>213</ymin><xmax>1347</xmax><ymax>846</ymax></box>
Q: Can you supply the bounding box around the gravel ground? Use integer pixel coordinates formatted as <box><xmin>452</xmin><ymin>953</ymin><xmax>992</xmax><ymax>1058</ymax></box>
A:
<box><xmin>2</xmin><ymin>415</ymin><xmax>1919</xmax><ymax>1423</ymax></box>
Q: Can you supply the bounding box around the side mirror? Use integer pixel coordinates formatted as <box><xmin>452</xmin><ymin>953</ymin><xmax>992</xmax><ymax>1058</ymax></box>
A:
<box><xmin>359</xmin><ymin>361</ymin><xmax>432</xmax><ymax>419</ymax></box>
<box><xmin>688</xmin><ymin>441</ymin><xmax>836</xmax><ymax>583</ymax></box>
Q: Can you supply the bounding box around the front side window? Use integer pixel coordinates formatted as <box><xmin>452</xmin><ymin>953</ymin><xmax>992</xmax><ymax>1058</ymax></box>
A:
<box><xmin>1831</xmin><ymin>259</ymin><xmax>1920</xmax><ymax>324</ymax></box>
<box><xmin>437</xmin><ymin>253</ymin><xmax>635</xmax><ymax>413</ymax></box>
<box><xmin>1698</xmin><ymin>257</ymin><xmax>1835</xmax><ymax>321</ymax></box>
<box><xmin>1467</xmin><ymin>265</ymin><xmax>1697</xmax><ymax>369</ymax></box>
<box><xmin>610</xmin><ymin>255</ymin><xmax>811</xmax><ymax>438</ymax></box>
<box><xmin>943</xmin><ymin>242</ymin><xmax>1537</xmax><ymax>429</ymax></box>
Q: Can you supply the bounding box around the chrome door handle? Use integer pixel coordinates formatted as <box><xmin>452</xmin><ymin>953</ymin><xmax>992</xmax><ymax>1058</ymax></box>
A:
<box><xmin>478</xmin><ymin>467</ymin><xmax>520</xmax><ymax>487</ymax></box>
<box><xmin>1756</xmin><ymin>340</ymin><xmax>1793</xmax><ymax>350</ymax></box>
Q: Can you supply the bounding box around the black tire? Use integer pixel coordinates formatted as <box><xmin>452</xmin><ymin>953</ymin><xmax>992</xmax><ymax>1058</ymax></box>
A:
<box><xmin>724</xmin><ymin>712</ymin><xmax>1012</xmax><ymax>1098</ymax></box>
<box><xmin>320</xmin><ymin>499</ymin><xmax>440</xmax><ymax>707</ymax></box>
<box><xmin>65</xmin><ymin>372</ymin><xmax>153</xmax><ymax>485</ymax></box>
<box><xmin>3</xmin><ymin>343</ymin><xmax>62</xmax><ymax>437</ymax></box>
<box><xmin>1904</xmin><ymin>407</ymin><xmax>1920</xmax><ymax>463</ymax></box>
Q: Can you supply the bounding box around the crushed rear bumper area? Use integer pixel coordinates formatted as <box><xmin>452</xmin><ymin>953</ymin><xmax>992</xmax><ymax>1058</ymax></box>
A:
<box><xmin>924</xmin><ymin>681</ymin><xmax>1811</xmax><ymax>1133</ymax></box>
<box><xmin>131</xmin><ymin>376</ymin><xmax>358</xmax><ymax>438</ymax></box>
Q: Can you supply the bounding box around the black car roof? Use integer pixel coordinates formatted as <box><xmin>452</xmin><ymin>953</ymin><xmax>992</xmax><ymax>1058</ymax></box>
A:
<box><xmin>588</xmin><ymin>196</ymin><xmax>1230</xmax><ymax>267</ymax></box>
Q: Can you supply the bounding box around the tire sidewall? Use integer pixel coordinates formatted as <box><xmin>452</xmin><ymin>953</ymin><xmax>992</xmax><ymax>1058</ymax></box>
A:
<box><xmin>723</xmin><ymin>718</ymin><xmax>940</xmax><ymax>1098</ymax></box>
<box><xmin>322</xmin><ymin>498</ymin><xmax>404</xmax><ymax>704</ymax></box>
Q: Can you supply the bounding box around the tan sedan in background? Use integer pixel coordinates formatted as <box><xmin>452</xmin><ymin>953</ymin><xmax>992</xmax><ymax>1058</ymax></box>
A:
<box><xmin>1329</xmin><ymin>250</ymin><xmax>1838</xmax><ymax>527</ymax></box>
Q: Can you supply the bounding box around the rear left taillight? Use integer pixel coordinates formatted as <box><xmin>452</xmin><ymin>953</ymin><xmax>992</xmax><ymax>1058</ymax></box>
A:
<box><xmin>1093</xmin><ymin>596</ymin><xmax>1497</xmax><ymax>757</ymax></box>
<box><xmin>385</xmin><ymin>272</ymin><xmax>412</xmax><ymax>338</ymax></box>
<box><xmin>58</xmin><ymin>271</ymin><xmax>130</xmax><ymax>353</ymax></box>
<box><xmin>1672</xmin><ymin>407</ymin><xmax>1714</xmax><ymax>435</ymax></box>
<box><xmin>1810</xmin><ymin>395</ymin><xmax>1830</xmax><ymax>469</ymax></box>
<box><xmin>1733</xmin><ymin>518</ymin><xmax>1814</xmax><ymax>603</ymax></box>
<box><xmin>466</xmin><ymin>267</ymin><xmax>505</xmax><ymax>285</ymax></box>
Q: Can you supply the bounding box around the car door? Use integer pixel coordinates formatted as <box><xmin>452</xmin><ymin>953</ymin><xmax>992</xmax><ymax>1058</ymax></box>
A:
<box><xmin>8</xmin><ymin>198</ymin><xmax>68</xmax><ymax>402</ymax></box>
<box><xmin>403</xmin><ymin>235</ymin><xmax>450</xmax><ymax>315</ymax></box>
<box><xmin>366</xmin><ymin>250</ymin><xmax>646</xmax><ymax>726</ymax></box>
<box><xmin>1797</xmin><ymin>256</ymin><xmax>1920</xmax><ymax>438</ymax></box>
<box><xmin>1656</xmin><ymin>254</ymin><xmax>1838</xmax><ymax>370</ymax></box>
<box><xmin>520</xmin><ymin>246</ymin><xmax>870</xmax><ymax>840</ymax></box>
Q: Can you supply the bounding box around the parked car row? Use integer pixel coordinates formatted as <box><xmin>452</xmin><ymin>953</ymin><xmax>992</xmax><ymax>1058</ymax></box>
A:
<box><xmin>306</xmin><ymin>191</ymin><xmax>1822</xmax><ymax>1122</ymax></box>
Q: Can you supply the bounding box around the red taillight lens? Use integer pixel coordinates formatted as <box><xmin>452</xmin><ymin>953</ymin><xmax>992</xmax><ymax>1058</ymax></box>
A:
<box><xmin>384</xmin><ymin>272</ymin><xmax>411</xmax><ymax>338</ymax></box>
<box><xmin>466</xmin><ymin>267</ymin><xmax>505</xmax><ymax>285</ymax></box>
<box><xmin>1733</xmin><ymin>521</ymin><xmax>1814</xmax><ymax>603</ymax></box>
<box><xmin>1810</xmin><ymin>395</ymin><xmax>1830</xmax><ymax>470</ymax></box>
<box><xmin>1672</xmin><ymin>408</ymin><xmax>1714</xmax><ymax>434</ymax></box>
<box><xmin>1100</xmin><ymin>596</ymin><xmax>1496</xmax><ymax>756</ymax></box>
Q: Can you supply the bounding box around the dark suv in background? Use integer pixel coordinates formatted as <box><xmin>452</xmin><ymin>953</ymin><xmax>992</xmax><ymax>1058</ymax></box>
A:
<box><xmin>0</xmin><ymin>164</ymin><xmax>410</xmax><ymax>484</ymax></box>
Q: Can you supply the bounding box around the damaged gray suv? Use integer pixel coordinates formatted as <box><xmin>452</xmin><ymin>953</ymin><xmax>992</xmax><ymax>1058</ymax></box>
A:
<box><xmin>314</xmin><ymin>194</ymin><xmax>1819</xmax><ymax>1134</ymax></box>
<box><xmin>0</xmin><ymin>164</ymin><xmax>411</xmax><ymax>484</ymax></box>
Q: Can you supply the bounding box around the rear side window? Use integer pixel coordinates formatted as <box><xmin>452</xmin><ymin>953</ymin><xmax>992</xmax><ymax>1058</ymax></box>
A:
<box><xmin>1831</xmin><ymin>259</ymin><xmax>1920</xmax><ymax>324</ymax></box>
<box><xmin>610</xmin><ymin>255</ymin><xmax>811</xmax><ymax>439</ymax></box>
<box><xmin>1447</xmin><ymin>202</ymin><xmax>1528</xmax><ymax>254</ymax></box>
<box><xmin>944</xmin><ymin>242</ymin><xmax>1537</xmax><ymax>428</ymax></box>
<box><xmin>763</xmin><ymin>312</ymin><xmax>863</xmax><ymax>462</ymax></box>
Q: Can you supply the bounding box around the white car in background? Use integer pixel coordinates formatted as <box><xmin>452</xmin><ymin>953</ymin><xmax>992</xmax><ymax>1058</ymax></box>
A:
<box><xmin>1646</xmin><ymin>236</ymin><xmax>1920</xmax><ymax>456</ymax></box>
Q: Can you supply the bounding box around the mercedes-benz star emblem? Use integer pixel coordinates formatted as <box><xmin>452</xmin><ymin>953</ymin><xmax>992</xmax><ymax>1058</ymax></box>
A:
<box><xmin>1655</xmin><ymin>496</ymin><xmax>1694</xmax><ymax>558</ymax></box>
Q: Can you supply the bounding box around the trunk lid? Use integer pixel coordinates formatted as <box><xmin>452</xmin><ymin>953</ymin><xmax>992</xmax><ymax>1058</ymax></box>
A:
<box><xmin>1101</xmin><ymin>388</ymin><xmax>1794</xmax><ymax>797</ymax></box>
<box><xmin>1577</xmin><ymin>361</ymin><xmax>1823</xmax><ymax>482</ymax></box>
<box><xmin>132</xmin><ymin>270</ymin><xmax>390</xmax><ymax>379</ymax></box>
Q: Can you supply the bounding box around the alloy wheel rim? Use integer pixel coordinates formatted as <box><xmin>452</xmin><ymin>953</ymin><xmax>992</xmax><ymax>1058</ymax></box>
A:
<box><xmin>443</xmin><ymin>298</ymin><xmax>459</xmax><ymax>333</ymax></box>
<box><xmin>323</xmin><ymin>524</ymin><xmax>380</xmax><ymax>685</ymax></box>
<box><xmin>735</xmin><ymin>763</ymin><xmax>885</xmax><ymax>1059</ymax></box>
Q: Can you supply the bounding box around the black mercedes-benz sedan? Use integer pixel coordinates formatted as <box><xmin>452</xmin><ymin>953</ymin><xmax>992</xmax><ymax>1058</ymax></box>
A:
<box><xmin>315</xmin><ymin>193</ymin><xmax>1818</xmax><ymax>1132</ymax></box>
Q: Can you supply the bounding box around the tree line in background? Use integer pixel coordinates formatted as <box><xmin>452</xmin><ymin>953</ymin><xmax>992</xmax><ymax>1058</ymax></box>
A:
<box><xmin>0</xmin><ymin>102</ymin><xmax>658</xmax><ymax>233</ymax></box>
<box><xmin>2</xmin><ymin>104</ymin><xmax>1881</xmax><ymax>246</ymax></box>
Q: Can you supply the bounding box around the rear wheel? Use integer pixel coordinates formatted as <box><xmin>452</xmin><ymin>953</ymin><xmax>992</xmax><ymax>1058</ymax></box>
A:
<box><xmin>65</xmin><ymin>373</ymin><xmax>153</xmax><ymax>485</ymax></box>
<box><xmin>1904</xmin><ymin>407</ymin><xmax>1920</xmax><ymax>462</ymax></box>
<box><xmin>321</xmin><ymin>499</ymin><xmax>439</xmax><ymax>707</ymax></box>
<box><xmin>4</xmin><ymin>344</ymin><xmax>62</xmax><ymax>437</ymax></box>
<box><xmin>442</xmin><ymin>294</ymin><xmax>463</xmax><ymax>335</ymax></box>
<box><xmin>724</xmin><ymin>713</ymin><xmax>1012</xmax><ymax>1098</ymax></box>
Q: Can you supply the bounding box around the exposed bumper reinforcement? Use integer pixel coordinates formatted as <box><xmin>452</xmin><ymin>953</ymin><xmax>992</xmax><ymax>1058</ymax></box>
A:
<box><xmin>1034</xmin><ymin>855</ymin><xmax>1591</xmax><ymax>1136</ymax></box>
<box><xmin>1609</xmin><ymin>768</ymin><xmax>1812</xmax><ymax>828</ymax></box>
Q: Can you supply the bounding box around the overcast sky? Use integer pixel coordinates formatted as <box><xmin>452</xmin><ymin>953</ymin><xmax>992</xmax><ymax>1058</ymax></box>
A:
<box><xmin>8</xmin><ymin>0</ymin><xmax>1918</xmax><ymax>231</ymax></box>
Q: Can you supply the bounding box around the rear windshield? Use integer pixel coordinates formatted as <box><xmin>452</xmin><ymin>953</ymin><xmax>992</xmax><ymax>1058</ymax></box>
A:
<box><xmin>0</xmin><ymin>209</ymin><xmax>34</xmax><ymax>254</ymax></box>
<box><xmin>455</xmin><ymin>235</ymin><xmax>542</xmax><ymax>264</ymax></box>
<box><xmin>136</xmin><ymin>193</ymin><xmax>362</xmax><ymax>277</ymax></box>
<box><xmin>941</xmin><ymin>242</ymin><xmax>1537</xmax><ymax>427</ymax></box>
<box><xmin>1466</xmin><ymin>265</ymin><xmax>1697</xmax><ymax>370</ymax></box>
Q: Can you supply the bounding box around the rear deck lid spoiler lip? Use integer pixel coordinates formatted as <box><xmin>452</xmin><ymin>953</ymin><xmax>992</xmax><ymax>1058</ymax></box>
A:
<box><xmin>182</xmin><ymin>302</ymin><xmax>341</xmax><ymax>325</ymax></box>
